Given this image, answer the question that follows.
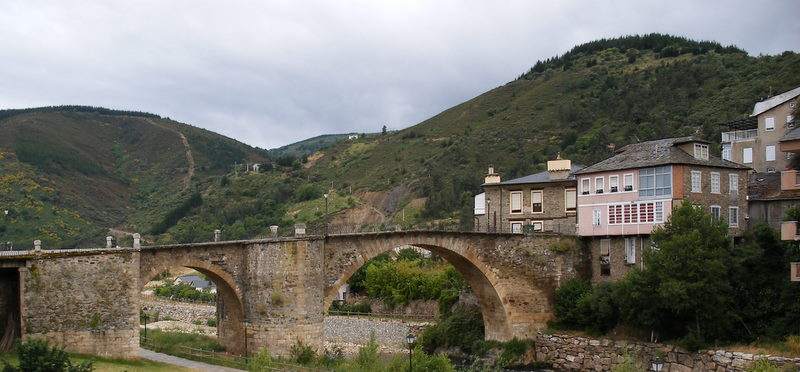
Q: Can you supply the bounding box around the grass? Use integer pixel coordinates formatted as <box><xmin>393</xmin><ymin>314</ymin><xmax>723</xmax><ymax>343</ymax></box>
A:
<box><xmin>0</xmin><ymin>351</ymin><xmax>199</xmax><ymax>372</ymax></box>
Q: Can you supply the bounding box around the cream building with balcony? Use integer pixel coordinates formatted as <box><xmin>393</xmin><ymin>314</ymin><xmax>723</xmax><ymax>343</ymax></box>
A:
<box><xmin>720</xmin><ymin>86</ymin><xmax>799</xmax><ymax>172</ymax></box>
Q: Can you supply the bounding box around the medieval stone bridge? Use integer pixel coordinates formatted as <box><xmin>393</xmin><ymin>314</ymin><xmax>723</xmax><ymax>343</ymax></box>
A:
<box><xmin>0</xmin><ymin>231</ymin><xmax>579</xmax><ymax>358</ymax></box>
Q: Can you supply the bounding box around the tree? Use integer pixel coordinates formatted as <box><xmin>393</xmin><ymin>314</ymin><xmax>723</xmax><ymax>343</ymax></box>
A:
<box><xmin>381</xmin><ymin>125</ymin><xmax>387</xmax><ymax>135</ymax></box>
<box><xmin>616</xmin><ymin>200</ymin><xmax>736</xmax><ymax>347</ymax></box>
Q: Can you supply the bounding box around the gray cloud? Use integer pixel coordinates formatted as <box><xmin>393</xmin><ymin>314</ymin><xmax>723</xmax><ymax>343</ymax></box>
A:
<box><xmin>0</xmin><ymin>0</ymin><xmax>798</xmax><ymax>148</ymax></box>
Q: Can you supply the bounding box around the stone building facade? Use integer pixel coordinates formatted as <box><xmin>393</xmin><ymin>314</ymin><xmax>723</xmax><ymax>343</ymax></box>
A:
<box><xmin>475</xmin><ymin>158</ymin><xmax>583</xmax><ymax>234</ymax></box>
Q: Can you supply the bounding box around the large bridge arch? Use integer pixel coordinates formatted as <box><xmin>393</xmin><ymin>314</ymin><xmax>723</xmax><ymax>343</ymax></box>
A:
<box><xmin>138</xmin><ymin>244</ymin><xmax>248</xmax><ymax>354</ymax></box>
<box><xmin>323</xmin><ymin>231</ymin><xmax>578</xmax><ymax>341</ymax></box>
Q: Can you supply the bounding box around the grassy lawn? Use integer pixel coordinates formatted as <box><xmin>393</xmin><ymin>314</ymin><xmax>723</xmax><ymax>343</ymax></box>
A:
<box><xmin>0</xmin><ymin>352</ymin><xmax>200</xmax><ymax>372</ymax></box>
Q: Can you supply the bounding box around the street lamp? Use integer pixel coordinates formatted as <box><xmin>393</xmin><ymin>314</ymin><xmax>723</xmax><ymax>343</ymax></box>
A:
<box><xmin>142</xmin><ymin>307</ymin><xmax>149</xmax><ymax>341</ymax></box>
<box><xmin>650</xmin><ymin>357</ymin><xmax>664</xmax><ymax>372</ymax></box>
<box><xmin>406</xmin><ymin>333</ymin><xmax>416</xmax><ymax>372</ymax></box>
<box><xmin>243</xmin><ymin>320</ymin><xmax>250</xmax><ymax>361</ymax></box>
<box><xmin>323</xmin><ymin>193</ymin><xmax>329</xmax><ymax>237</ymax></box>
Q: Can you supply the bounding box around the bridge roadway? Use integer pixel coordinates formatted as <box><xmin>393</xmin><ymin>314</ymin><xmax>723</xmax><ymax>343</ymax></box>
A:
<box><xmin>0</xmin><ymin>230</ymin><xmax>579</xmax><ymax>358</ymax></box>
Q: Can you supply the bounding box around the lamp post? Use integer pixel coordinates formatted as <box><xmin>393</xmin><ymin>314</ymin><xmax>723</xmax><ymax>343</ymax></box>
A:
<box><xmin>650</xmin><ymin>357</ymin><xmax>664</xmax><ymax>372</ymax></box>
<box><xmin>406</xmin><ymin>333</ymin><xmax>416</xmax><ymax>372</ymax></box>
<box><xmin>142</xmin><ymin>307</ymin><xmax>149</xmax><ymax>341</ymax></box>
<box><xmin>243</xmin><ymin>320</ymin><xmax>250</xmax><ymax>362</ymax></box>
<box><xmin>323</xmin><ymin>193</ymin><xmax>329</xmax><ymax>237</ymax></box>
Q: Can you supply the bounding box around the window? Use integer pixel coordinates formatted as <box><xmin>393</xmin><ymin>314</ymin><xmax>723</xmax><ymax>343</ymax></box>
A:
<box><xmin>765</xmin><ymin>117</ymin><xmax>775</xmax><ymax>131</ymax></box>
<box><xmin>623</xmin><ymin>173</ymin><xmax>634</xmax><ymax>191</ymax></box>
<box><xmin>565</xmin><ymin>189</ymin><xmax>577</xmax><ymax>212</ymax></box>
<box><xmin>511</xmin><ymin>221</ymin><xmax>523</xmax><ymax>234</ymax></box>
<box><xmin>691</xmin><ymin>171</ymin><xmax>701</xmax><ymax>193</ymax></box>
<box><xmin>711</xmin><ymin>172</ymin><xmax>720</xmax><ymax>194</ymax></box>
<box><xmin>609</xmin><ymin>175</ymin><xmax>619</xmax><ymax>192</ymax></box>
<box><xmin>722</xmin><ymin>144</ymin><xmax>732</xmax><ymax>161</ymax></box>
<box><xmin>531</xmin><ymin>221</ymin><xmax>543</xmax><ymax>232</ymax></box>
<box><xmin>766</xmin><ymin>145</ymin><xmax>776</xmax><ymax>162</ymax></box>
<box><xmin>608</xmin><ymin>201</ymin><xmax>664</xmax><ymax>224</ymax></box>
<box><xmin>743</xmin><ymin>148</ymin><xmax>753</xmax><ymax>164</ymax></box>
<box><xmin>694</xmin><ymin>143</ymin><xmax>709</xmax><ymax>160</ymax></box>
<box><xmin>639</xmin><ymin>166</ymin><xmax>672</xmax><ymax>197</ymax></box>
<box><xmin>595</xmin><ymin>177</ymin><xmax>605</xmax><ymax>193</ymax></box>
<box><xmin>592</xmin><ymin>209</ymin><xmax>602</xmax><ymax>226</ymax></box>
<box><xmin>729</xmin><ymin>174</ymin><xmax>739</xmax><ymax>193</ymax></box>
<box><xmin>729</xmin><ymin>207</ymin><xmax>739</xmax><ymax>227</ymax></box>
<box><xmin>510</xmin><ymin>192</ymin><xmax>522</xmax><ymax>214</ymax></box>
<box><xmin>710</xmin><ymin>205</ymin><xmax>721</xmax><ymax>221</ymax></box>
<box><xmin>796</xmin><ymin>172</ymin><xmax>800</xmax><ymax>185</ymax></box>
<box><xmin>600</xmin><ymin>239</ymin><xmax>610</xmax><ymax>256</ymax></box>
<box><xmin>531</xmin><ymin>190</ymin><xmax>543</xmax><ymax>213</ymax></box>
<box><xmin>581</xmin><ymin>178</ymin><xmax>590</xmax><ymax>195</ymax></box>
<box><xmin>788</xmin><ymin>115</ymin><xmax>795</xmax><ymax>129</ymax></box>
<box><xmin>625</xmin><ymin>238</ymin><xmax>636</xmax><ymax>264</ymax></box>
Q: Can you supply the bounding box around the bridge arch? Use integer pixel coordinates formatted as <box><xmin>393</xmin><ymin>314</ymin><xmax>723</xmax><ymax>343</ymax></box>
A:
<box><xmin>139</xmin><ymin>250</ymin><xmax>247</xmax><ymax>354</ymax></box>
<box><xmin>323</xmin><ymin>232</ymin><xmax>571</xmax><ymax>341</ymax></box>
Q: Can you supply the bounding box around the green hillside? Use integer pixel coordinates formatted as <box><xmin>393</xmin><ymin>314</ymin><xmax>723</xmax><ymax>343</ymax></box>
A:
<box><xmin>2</xmin><ymin>34</ymin><xmax>799</xmax><ymax>246</ymax></box>
<box><xmin>0</xmin><ymin>107</ymin><xmax>268</xmax><ymax>248</ymax></box>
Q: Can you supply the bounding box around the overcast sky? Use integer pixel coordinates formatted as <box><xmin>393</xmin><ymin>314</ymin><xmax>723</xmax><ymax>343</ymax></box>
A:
<box><xmin>1</xmin><ymin>1</ymin><xmax>798</xmax><ymax>149</ymax></box>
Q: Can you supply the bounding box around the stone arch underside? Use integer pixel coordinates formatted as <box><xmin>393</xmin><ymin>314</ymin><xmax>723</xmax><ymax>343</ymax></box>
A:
<box><xmin>323</xmin><ymin>234</ymin><xmax>532</xmax><ymax>342</ymax></box>
<box><xmin>139</xmin><ymin>253</ymin><xmax>247</xmax><ymax>354</ymax></box>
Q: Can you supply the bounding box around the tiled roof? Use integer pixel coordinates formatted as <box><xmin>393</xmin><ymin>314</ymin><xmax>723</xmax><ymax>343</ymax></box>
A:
<box><xmin>748</xmin><ymin>172</ymin><xmax>800</xmax><ymax>201</ymax></box>
<box><xmin>484</xmin><ymin>164</ymin><xmax>585</xmax><ymax>186</ymax></box>
<box><xmin>574</xmin><ymin>136</ymin><xmax>749</xmax><ymax>175</ymax></box>
<box><xmin>752</xmin><ymin>86</ymin><xmax>800</xmax><ymax>117</ymax></box>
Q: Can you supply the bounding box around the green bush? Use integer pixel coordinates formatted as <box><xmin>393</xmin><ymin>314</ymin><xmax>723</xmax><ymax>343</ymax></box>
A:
<box><xmin>289</xmin><ymin>339</ymin><xmax>316</xmax><ymax>365</ymax></box>
<box><xmin>2</xmin><ymin>338</ymin><xmax>94</xmax><ymax>372</ymax></box>
<box><xmin>419</xmin><ymin>308</ymin><xmax>484</xmax><ymax>354</ymax></box>
<box><xmin>552</xmin><ymin>277</ymin><xmax>592</xmax><ymax>328</ymax></box>
<box><xmin>746</xmin><ymin>358</ymin><xmax>781</xmax><ymax>372</ymax></box>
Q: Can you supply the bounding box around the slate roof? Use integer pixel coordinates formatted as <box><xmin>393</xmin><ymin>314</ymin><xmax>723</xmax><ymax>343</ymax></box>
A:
<box><xmin>752</xmin><ymin>86</ymin><xmax>800</xmax><ymax>117</ymax></box>
<box><xmin>175</xmin><ymin>275</ymin><xmax>216</xmax><ymax>289</ymax></box>
<box><xmin>484</xmin><ymin>164</ymin><xmax>586</xmax><ymax>186</ymax></box>
<box><xmin>574</xmin><ymin>136</ymin><xmax>749</xmax><ymax>175</ymax></box>
<box><xmin>781</xmin><ymin>127</ymin><xmax>800</xmax><ymax>142</ymax></box>
<box><xmin>718</xmin><ymin>116</ymin><xmax>758</xmax><ymax>131</ymax></box>
<box><xmin>748</xmin><ymin>172</ymin><xmax>800</xmax><ymax>201</ymax></box>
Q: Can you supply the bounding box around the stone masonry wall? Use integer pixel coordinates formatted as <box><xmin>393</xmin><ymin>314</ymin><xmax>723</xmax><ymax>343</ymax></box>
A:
<box><xmin>535</xmin><ymin>333</ymin><xmax>800</xmax><ymax>372</ymax></box>
<box><xmin>141</xmin><ymin>296</ymin><xmax>215</xmax><ymax>324</ymax></box>
<box><xmin>323</xmin><ymin>316</ymin><xmax>433</xmax><ymax>350</ymax></box>
<box><xmin>22</xmin><ymin>251</ymin><xmax>140</xmax><ymax>358</ymax></box>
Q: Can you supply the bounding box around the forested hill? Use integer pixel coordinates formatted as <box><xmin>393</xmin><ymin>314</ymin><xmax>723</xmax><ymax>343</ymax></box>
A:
<box><xmin>2</xmin><ymin>35</ymin><xmax>799</xmax><ymax>246</ymax></box>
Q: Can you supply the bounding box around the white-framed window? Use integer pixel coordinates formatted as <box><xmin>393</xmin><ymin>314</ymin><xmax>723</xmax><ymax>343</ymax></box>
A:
<box><xmin>639</xmin><ymin>166</ymin><xmax>672</xmax><ymax>197</ymax></box>
<box><xmin>609</xmin><ymin>175</ymin><xmax>619</xmax><ymax>192</ymax></box>
<box><xmin>766</xmin><ymin>145</ymin><xmax>776</xmax><ymax>162</ymax></box>
<box><xmin>654</xmin><ymin>201</ymin><xmax>664</xmax><ymax>222</ymax></box>
<box><xmin>743</xmin><ymin>148</ymin><xmax>753</xmax><ymax>164</ymax></box>
<box><xmin>691</xmin><ymin>171</ymin><xmax>702</xmax><ymax>193</ymax></box>
<box><xmin>711</xmin><ymin>172</ymin><xmax>720</xmax><ymax>194</ymax></box>
<box><xmin>608</xmin><ymin>201</ymin><xmax>664</xmax><ymax>224</ymax></box>
<box><xmin>531</xmin><ymin>221</ymin><xmax>543</xmax><ymax>232</ymax></box>
<box><xmin>710</xmin><ymin>205</ymin><xmax>721</xmax><ymax>221</ymax></box>
<box><xmin>510</xmin><ymin>191</ymin><xmax>522</xmax><ymax>214</ymax></box>
<box><xmin>729</xmin><ymin>207</ymin><xmax>739</xmax><ymax>227</ymax></box>
<box><xmin>623</xmin><ymin>173</ymin><xmax>634</xmax><ymax>191</ymax></box>
<box><xmin>595</xmin><ymin>177</ymin><xmax>605</xmax><ymax>193</ymax></box>
<box><xmin>722</xmin><ymin>144</ymin><xmax>732</xmax><ymax>161</ymax></box>
<box><xmin>694</xmin><ymin>143</ymin><xmax>709</xmax><ymax>160</ymax></box>
<box><xmin>765</xmin><ymin>117</ymin><xmax>775</xmax><ymax>131</ymax></box>
<box><xmin>592</xmin><ymin>209</ymin><xmax>602</xmax><ymax>226</ymax></box>
<box><xmin>565</xmin><ymin>188</ymin><xmax>577</xmax><ymax>212</ymax></box>
<box><xmin>531</xmin><ymin>190</ymin><xmax>543</xmax><ymax>213</ymax></box>
<box><xmin>600</xmin><ymin>239</ymin><xmax>610</xmax><ymax>256</ymax></box>
<box><xmin>581</xmin><ymin>178</ymin><xmax>591</xmax><ymax>195</ymax></box>
<box><xmin>788</xmin><ymin>115</ymin><xmax>795</xmax><ymax>128</ymax></box>
<box><xmin>511</xmin><ymin>221</ymin><xmax>523</xmax><ymax>234</ymax></box>
<box><xmin>729</xmin><ymin>173</ymin><xmax>739</xmax><ymax>194</ymax></box>
<box><xmin>625</xmin><ymin>238</ymin><xmax>636</xmax><ymax>264</ymax></box>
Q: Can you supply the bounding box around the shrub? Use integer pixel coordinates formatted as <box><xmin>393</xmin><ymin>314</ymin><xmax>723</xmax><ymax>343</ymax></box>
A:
<box><xmin>552</xmin><ymin>277</ymin><xmax>592</xmax><ymax>328</ymax></box>
<box><xmin>2</xmin><ymin>338</ymin><xmax>94</xmax><ymax>372</ymax></box>
<box><xmin>419</xmin><ymin>308</ymin><xmax>484</xmax><ymax>354</ymax></box>
<box><xmin>248</xmin><ymin>348</ymin><xmax>272</xmax><ymax>372</ymax></box>
<box><xmin>747</xmin><ymin>358</ymin><xmax>781</xmax><ymax>372</ymax></box>
<box><xmin>289</xmin><ymin>339</ymin><xmax>316</xmax><ymax>365</ymax></box>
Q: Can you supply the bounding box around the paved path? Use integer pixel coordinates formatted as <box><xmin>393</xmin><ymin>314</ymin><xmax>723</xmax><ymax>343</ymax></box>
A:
<box><xmin>139</xmin><ymin>348</ymin><xmax>246</xmax><ymax>372</ymax></box>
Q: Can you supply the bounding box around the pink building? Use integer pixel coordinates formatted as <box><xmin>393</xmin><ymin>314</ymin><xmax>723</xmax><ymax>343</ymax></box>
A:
<box><xmin>574</xmin><ymin>137</ymin><xmax>749</xmax><ymax>281</ymax></box>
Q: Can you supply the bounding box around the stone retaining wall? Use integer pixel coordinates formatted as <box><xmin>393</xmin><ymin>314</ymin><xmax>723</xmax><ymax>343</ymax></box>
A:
<box><xmin>141</xmin><ymin>297</ymin><xmax>215</xmax><ymax>325</ymax></box>
<box><xmin>323</xmin><ymin>316</ymin><xmax>433</xmax><ymax>350</ymax></box>
<box><xmin>536</xmin><ymin>333</ymin><xmax>800</xmax><ymax>372</ymax></box>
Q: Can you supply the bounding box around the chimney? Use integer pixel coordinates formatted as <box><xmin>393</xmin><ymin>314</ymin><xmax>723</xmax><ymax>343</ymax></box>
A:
<box><xmin>485</xmin><ymin>165</ymin><xmax>501</xmax><ymax>184</ymax></box>
<box><xmin>547</xmin><ymin>154</ymin><xmax>572</xmax><ymax>180</ymax></box>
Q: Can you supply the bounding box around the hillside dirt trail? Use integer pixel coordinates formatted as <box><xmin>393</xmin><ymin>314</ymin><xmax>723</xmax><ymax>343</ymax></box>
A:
<box><xmin>144</xmin><ymin>118</ymin><xmax>195</xmax><ymax>190</ymax></box>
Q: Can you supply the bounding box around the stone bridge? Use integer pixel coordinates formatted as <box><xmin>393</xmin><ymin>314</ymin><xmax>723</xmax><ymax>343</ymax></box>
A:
<box><xmin>0</xmin><ymin>231</ymin><xmax>580</xmax><ymax>358</ymax></box>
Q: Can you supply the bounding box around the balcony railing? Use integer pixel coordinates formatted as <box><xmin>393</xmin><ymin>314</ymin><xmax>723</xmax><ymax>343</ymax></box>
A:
<box><xmin>721</xmin><ymin>129</ymin><xmax>758</xmax><ymax>143</ymax></box>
